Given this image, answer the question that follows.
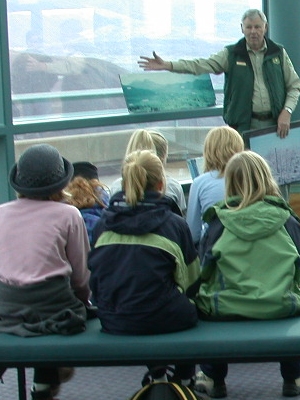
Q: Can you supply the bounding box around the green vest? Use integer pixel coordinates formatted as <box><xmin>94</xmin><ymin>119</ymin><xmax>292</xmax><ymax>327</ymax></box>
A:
<box><xmin>223</xmin><ymin>37</ymin><xmax>286</xmax><ymax>133</ymax></box>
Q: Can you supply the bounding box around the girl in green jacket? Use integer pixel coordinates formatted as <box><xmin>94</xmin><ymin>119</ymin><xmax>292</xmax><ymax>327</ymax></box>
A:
<box><xmin>194</xmin><ymin>151</ymin><xmax>300</xmax><ymax>398</ymax></box>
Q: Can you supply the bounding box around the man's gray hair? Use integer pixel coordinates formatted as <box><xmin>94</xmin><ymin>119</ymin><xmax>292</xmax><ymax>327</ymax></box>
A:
<box><xmin>241</xmin><ymin>9</ymin><xmax>267</xmax><ymax>24</ymax></box>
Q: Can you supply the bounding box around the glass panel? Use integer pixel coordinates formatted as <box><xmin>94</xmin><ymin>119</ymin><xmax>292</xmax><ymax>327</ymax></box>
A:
<box><xmin>8</xmin><ymin>0</ymin><xmax>262</xmax><ymax>187</ymax></box>
<box><xmin>8</xmin><ymin>0</ymin><xmax>261</xmax><ymax>121</ymax></box>
<box><xmin>14</xmin><ymin>116</ymin><xmax>224</xmax><ymax>188</ymax></box>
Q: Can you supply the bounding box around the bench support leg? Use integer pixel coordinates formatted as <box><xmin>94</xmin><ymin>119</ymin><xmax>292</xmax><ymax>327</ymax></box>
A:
<box><xmin>17</xmin><ymin>367</ymin><xmax>27</xmax><ymax>400</ymax></box>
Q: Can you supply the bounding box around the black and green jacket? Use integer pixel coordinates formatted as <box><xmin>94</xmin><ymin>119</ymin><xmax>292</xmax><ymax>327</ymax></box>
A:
<box><xmin>223</xmin><ymin>37</ymin><xmax>286</xmax><ymax>133</ymax></box>
<box><xmin>88</xmin><ymin>191</ymin><xmax>200</xmax><ymax>334</ymax></box>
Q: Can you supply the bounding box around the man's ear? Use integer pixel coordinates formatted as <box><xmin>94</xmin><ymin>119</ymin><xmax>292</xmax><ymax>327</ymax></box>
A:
<box><xmin>264</xmin><ymin>23</ymin><xmax>268</xmax><ymax>35</ymax></box>
<box><xmin>241</xmin><ymin>23</ymin><xmax>244</xmax><ymax>34</ymax></box>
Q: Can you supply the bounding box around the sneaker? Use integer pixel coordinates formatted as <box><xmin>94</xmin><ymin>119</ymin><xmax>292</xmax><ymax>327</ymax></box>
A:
<box><xmin>0</xmin><ymin>367</ymin><xmax>6</xmax><ymax>382</ymax></box>
<box><xmin>282</xmin><ymin>378</ymin><xmax>300</xmax><ymax>397</ymax></box>
<box><xmin>58</xmin><ymin>367</ymin><xmax>75</xmax><ymax>383</ymax></box>
<box><xmin>51</xmin><ymin>367</ymin><xmax>75</xmax><ymax>396</ymax></box>
<box><xmin>31</xmin><ymin>387</ymin><xmax>54</xmax><ymax>400</ymax></box>
<box><xmin>184</xmin><ymin>384</ymin><xmax>205</xmax><ymax>400</ymax></box>
<box><xmin>33</xmin><ymin>367</ymin><xmax>75</xmax><ymax>398</ymax></box>
<box><xmin>168</xmin><ymin>376</ymin><xmax>205</xmax><ymax>400</ymax></box>
<box><xmin>194</xmin><ymin>371</ymin><xmax>227</xmax><ymax>398</ymax></box>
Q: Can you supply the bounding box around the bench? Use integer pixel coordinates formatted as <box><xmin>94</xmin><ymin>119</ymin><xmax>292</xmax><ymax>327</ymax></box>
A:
<box><xmin>2</xmin><ymin>317</ymin><xmax>300</xmax><ymax>400</ymax></box>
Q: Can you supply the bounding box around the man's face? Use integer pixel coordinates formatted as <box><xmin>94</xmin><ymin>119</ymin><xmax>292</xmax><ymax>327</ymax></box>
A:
<box><xmin>241</xmin><ymin>16</ymin><xmax>267</xmax><ymax>50</ymax></box>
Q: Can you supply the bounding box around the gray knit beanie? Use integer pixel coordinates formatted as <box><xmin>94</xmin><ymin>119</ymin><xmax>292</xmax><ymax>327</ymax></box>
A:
<box><xmin>9</xmin><ymin>144</ymin><xmax>74</xmax><ymax>197</ymax></box>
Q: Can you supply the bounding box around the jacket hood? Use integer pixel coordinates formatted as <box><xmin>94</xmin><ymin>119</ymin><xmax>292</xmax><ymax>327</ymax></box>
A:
<box><xmin>102</xmin><ymin>191</ymin><xmax>178</xmax><ymax>235</ymax></box>
<box><xmin>208</xmin><ymin>196</ymin><xmax>291</xmax><ymax>241</ymax></box>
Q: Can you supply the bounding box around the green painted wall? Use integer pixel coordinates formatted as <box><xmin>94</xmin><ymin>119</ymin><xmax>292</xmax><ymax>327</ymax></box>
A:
<box><xmin>268</xmin><ymin>0</ymin><xmax>300</xmax><ymax>121</ymax></box>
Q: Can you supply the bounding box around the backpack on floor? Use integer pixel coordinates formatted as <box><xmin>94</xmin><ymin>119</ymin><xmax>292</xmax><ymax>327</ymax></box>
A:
<box><xmin>128</xmin><ymin>367</ymin><xmax>198</xmax><ymax>400</ymax></box>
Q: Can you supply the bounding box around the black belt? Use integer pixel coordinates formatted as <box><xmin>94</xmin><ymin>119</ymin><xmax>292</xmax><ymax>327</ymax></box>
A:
<box><xmin>251</xmin><ymin>112</ymin><xmax>273</xmax><ymax>121</ymax></box>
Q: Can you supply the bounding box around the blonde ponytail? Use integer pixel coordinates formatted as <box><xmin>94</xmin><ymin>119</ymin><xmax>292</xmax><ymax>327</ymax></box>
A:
<box><xmin>122</xmin><ymin>150</ymin><xmax>165</xmax><ymax>207</ymax></box>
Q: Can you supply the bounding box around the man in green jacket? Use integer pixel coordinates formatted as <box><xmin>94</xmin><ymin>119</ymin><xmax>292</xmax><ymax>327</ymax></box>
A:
<box><xmin>138</xmin><ymin>9</ymin><xmax>300</xmax><ymax>137</ymax></box>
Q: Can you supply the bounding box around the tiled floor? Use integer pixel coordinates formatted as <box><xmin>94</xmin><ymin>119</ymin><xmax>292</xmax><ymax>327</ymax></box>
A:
<box><xmin>0</xmin><ymin>362</ymin><xmax>288</xmax><ymax>400</ymax></box>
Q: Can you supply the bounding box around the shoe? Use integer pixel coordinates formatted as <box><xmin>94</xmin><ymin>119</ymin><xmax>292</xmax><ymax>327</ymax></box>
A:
<box><xmin>31</xmin><ymin>387</ymin><xmax>54</xmax><ymax>400</ymax></box>
<box><xmin>0</xmin><ymin>367</ymin><xmax>6</xmax><ymax>382</ymax></box>
<box><xmin>169</xmin><ymin>376</ymin><xmax>205</xmax><ymax>400</ymax></box>
<box><xmin>187</xmin><ymin>385</ymin><xmax>205</xmax><ymax>400</ymax></box>
<box><xmin>58</xmin><ymin>367</ymin><xmax>75</xmax><ymax>383</ymax></box>
<box><xmin>194</xmin><ymin>371</ymin><xmax>227</xmax><ymax>398</ymax></box>
<box><xmin>184</xmin><ymin>384</ymin><xmax>205</xmax><ymax>400</ymax></box>
<box><xmin>51</xmin><ymin>367</ymin><xmax>75</xmax><ymax>396</ymax></box>
<box><xmin>282</xmin><ymin>378</ymin><xmax>300</xmax><ymax>397</ymax></box>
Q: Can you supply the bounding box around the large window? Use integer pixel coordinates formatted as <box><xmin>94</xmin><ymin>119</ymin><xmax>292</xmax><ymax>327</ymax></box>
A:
<box><xmin>6</xmin><ymin>0</ymin><xmax>262</xmax><ymax>190</ymax></box>
<box><xmin>7</xmin><ymin>0</ymin><xmax>261</xmax><ymax>120</ymax></box>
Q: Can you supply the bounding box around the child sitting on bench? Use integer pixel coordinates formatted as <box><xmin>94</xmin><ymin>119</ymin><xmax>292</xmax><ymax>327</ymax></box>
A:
<box><xmin>194</xmin><ymin>150</ymin><xmax>300</xmax><ymax>398</ymax></box>
<box><xmin>89</xmin><ymin>150</ymin><xmax>201</xmax><ymax>391</ymax></box>
<box><xmin>0</xmin><ymin>144</ymin><xmax>91</xmax><ymax>400</ymax></box>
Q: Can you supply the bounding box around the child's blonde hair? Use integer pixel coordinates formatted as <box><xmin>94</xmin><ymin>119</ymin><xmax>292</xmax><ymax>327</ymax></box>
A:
<box><xmin>122</xmin><ymin>150</ymin><xmax>166</xmax><ymax>207</ymax></box>
<box><xmin>67</xmin><ymin>176</ymin><xmax>108</xmax><ymax>209</ymax></box>
<box><xmin>203</xmin><ymin>126</ymin><xmax>244</xmax><ymax>175</ymax></box>
<box><xmin>126</xmin><ymin>129</ymin><xmax>168</xmax><ymax>165</ymax></box>
<box><xmin>225</xmin><ymin>150</ymin><xmax>281</xmax><ymax>210</ymax></box>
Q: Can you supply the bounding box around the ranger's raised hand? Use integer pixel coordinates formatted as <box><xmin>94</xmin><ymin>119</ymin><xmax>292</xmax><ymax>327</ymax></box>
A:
<box><xmin>138</xmin><ymin>51</ymin><xmax>172</xmax><ymax>71</ymax></box>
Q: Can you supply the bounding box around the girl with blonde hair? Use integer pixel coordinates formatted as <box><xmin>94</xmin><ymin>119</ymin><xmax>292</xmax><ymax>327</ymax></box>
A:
<box><xmin>125</xmin><ymin>128</ymin><xmax>167</xmax><ymax>163</ymax></box>
<box><xmin>122</xmin><ymin>148</ymin><xmax>166</xmax><ymax>207</ymax></box>
<box><xmin>89</xmin><ymin>150</ymin><xmax>200</xmax><ymax>389</ymax></box>
<box><xmin>186</xmin><ymin>126</ymin><xmax>244</xmax><ymax>245</ymax></box>
<box><xmin>110</xmin><ymin>128</ymin><xmax>186</xmax><ymax>214</ymax></box>
<box><xmin>225</xmin><ymin>149</ymin><xmax>281</xmax><ymax>209</ymax></box>
<box><xmin>195</xmin><ymin>151</ymin><xmax>300</xmax><ymax>398</ymax></box>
